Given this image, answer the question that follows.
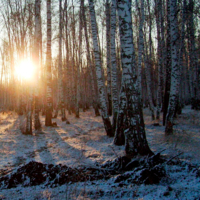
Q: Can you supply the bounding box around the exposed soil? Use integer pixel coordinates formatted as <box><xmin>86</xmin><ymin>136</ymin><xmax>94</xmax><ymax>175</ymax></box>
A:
<box><xmin>1</xmin><ymin>153</ymin><xmax>198</xmax><ymax>191</ymax></box>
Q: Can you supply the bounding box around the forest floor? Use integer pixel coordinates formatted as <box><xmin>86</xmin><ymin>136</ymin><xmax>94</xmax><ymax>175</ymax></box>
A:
<box><xmin>0</xmin><ymin>106</ymin><xmax>200</xmax><ymax>199</ymax></box>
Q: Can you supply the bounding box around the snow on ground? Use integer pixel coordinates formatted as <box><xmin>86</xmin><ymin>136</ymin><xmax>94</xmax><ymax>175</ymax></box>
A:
<box><xmin>144</xmin><ymin>106</ymin><xmax>200</xmax><ymax>164</ymax></box>
<box><xmin>0</xmin><ymin>106</ymin><xmax>200</xmax><ymax>199</ymax></box>
<box><xmin>0</xmin><ymin>109</ymin><xmax>124</xmax><ymax>170</ymax></box>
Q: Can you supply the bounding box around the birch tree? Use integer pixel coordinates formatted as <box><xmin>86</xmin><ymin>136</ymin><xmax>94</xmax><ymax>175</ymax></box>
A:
<box><xmin>144</xmin><ymin>0</ymin><xmax>155</xmax><ymax>120</ymax></box>
<box><xmin>110</xmin><ymin>0</ymin><xmax>119</xmax><ymax>134</ymax></box>
<box><xmin>155</xmin><ymin>0</ymin><xmax>163</xmax><ymax>120</ymax></box>
<box><xmin>163</xmin><ymin>0</ymin><xmax>171</xmax><ymax>125</ymax></box>
<box><xmin>82</xmin><ymin>0</ymin><xmax>100</xmax><ymax>116</ymax></box>
<box><xmin>88</xmin><ymin>0</ymin><xmax>113</xmax><ymax>137</ymax></box>
<box><xmin>75</xmin><ymin>1</ymin><xmax>83</xmax><ymax>118</ymax></box>
<box><xmin>54</xmin><ymin>0</ymin><xmax>67</xmax><ymax>121</ymax></box>
<box><xmin>136</xmin><ymin>0</ymin><xmax>144</xmax><ymax>97</ymax></box>
<box><xmin>178</xmin><ymin>0</ymin><xmax>187</xmax><ymax>109</ymax></box>
<box><xmin>106</xmin><ymin>0</ymin><xmax>112</xmax><ymax>116</ymax></box>
<box><xmin>45</xmin><ymin>0</ymin><xmax>53</xmax><ymax>126</ymax></box>
<box><xmin>115</xmin><ymin>0</ymin><xmax>153</xmax><ymax>156</ymax></box>
<box><xmin>63</xmin><ymin>0</ymin><xmax>71</xmax><ymax>115</ymax></box>
<box><xmin>188</xmin><ymin>0</ymin><xmax>199</xmax><ymax>110</ymax></box>
<box><xmin>34</xmin><ymin>0</ymin><xmax>41</xmax><ymax>130</ymax></box>
<box><xmin>58</xmin><ymin>0</ymin><xmax>66</xmax><ymax>121</ymax></box>
<box><xmin>165</xmin><ymin>0</ymin><xmax>180</xmax><ymax>134</ymax></box>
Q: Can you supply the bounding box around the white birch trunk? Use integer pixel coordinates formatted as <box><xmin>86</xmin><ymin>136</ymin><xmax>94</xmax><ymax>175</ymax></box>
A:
<box><xmin>115</xmin><ymin>0</ymin><xmax>153</xmax><ymax>156</ymax></box>
<box><xmin>110</xmin><ymin>0</ymin><xmax>119</xmax><ymax>134</ymax></box>
<box><xmin>58</xmin><ymin>0</ymin><xmax>66</xmax><ymax>121</ymax></box>
<box><xmin>165</xmin><ymin>0</ymin><xmax>180</xmax><ymax>134</ymax></box>
<box><xmin>82</xmin><ymin>0</ymin><xmax>99</xmax><ymax>116</ymax></box>
<box><xmin>88</xmin><ymin>0</ymin><xmax>112</xmax><ymax>136</ymax></box>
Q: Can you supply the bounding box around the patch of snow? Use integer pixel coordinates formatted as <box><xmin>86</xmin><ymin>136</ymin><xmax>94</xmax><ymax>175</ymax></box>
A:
<box><xmin>0</xmin><ymin>107</ymin><xmax>200</xmax><ymax>199</ymax></box>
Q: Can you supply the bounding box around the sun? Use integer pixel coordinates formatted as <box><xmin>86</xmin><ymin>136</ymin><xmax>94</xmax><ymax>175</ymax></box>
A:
<box><xmin>16</xmin><ymin>59</ymin><xmax>35</xmax><ymax>80</ymax></box>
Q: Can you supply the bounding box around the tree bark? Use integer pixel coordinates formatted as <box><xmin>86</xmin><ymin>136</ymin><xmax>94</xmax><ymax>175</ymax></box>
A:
<box><xmin>45</xmin><ymin>0</ymin><xmax>53</xmax><ymax>126</ymax></box>
<box><xmin>106</xmin><ymin>0</ymin><xmax>112</xmax><ymax>116</ymax></box>
<box><xmin>165</xmin><ymin>0</ymin><xmax>180</xmax><ymax>135</ymax></box>
<box><xmin>88</xmin><ymin>0</ymin><xmax>113</xmax><ymax>137</ymax></box>
<box><xmin>110</xmin><ymin>0</ymin><xmax>119</xmax><ymax>135</ymax></box>
<box><xmin>116</xmin><ymin>0</ymin><xmax>153</xmax><ymax>156</ymax></box>
<box><xmin>56</xmin><ymin>0</ymin><xmax>67</xmax><ymax>121</ymax></box>
<box><xmin>163</xmin><ymin>0</ymin><xmax>172</xmax><ymax>126</ymax></box>
<box><xmin>34</xmin><ymin>0</ymin><xmax>41</xmax><ymax>130</ymax></box>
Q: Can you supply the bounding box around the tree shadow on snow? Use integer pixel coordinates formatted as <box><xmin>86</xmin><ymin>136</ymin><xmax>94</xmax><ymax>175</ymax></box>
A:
<box><xmin>3</xmin><ymin>115</ymin><xmax>36</xmax><ymax>168</ymax></box>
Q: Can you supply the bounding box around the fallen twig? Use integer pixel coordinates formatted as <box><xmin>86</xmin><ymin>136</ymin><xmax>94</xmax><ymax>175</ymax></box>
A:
<box><xmin>166</xmin><ymin>152</ymin><xmax>183</xmax><ymax>164</ymax></box>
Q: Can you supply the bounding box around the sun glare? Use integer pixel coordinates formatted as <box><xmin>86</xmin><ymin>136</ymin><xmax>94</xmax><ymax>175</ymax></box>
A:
<box><xmin>16</xmin><ymin>59</ymin><xmax>35</xmax><ymax>80</ymax></box>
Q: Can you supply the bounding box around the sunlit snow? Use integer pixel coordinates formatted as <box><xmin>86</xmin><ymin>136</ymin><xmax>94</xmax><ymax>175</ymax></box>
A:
<box><xmin>0</xmin><ymin>106</ymin><xmax>200</xmax><ymax>199</ymax></box>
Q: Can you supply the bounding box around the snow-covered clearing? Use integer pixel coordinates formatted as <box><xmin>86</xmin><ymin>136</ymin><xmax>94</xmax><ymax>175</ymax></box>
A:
<box><xmin>0</xmin><ymin>106</ymin><xmax>200</xmax><ymax>199</ymax></box>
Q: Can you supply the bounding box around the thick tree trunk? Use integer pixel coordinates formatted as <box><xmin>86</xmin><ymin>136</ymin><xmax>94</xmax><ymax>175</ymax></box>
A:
<box><xmin>165</xmin><ymin>0</ymin><xmax>180</xmax><ymax>135</ymax></box>
<box><xmin>116</xmin><ymin>0</ymin><xmax>153</xmax><ymax>156</ymax></box>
